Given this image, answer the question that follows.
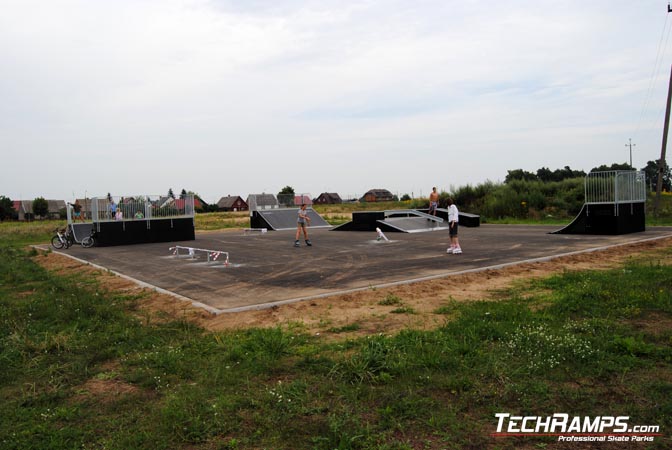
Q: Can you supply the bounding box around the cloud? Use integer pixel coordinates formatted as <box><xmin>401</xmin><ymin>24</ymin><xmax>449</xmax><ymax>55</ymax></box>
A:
<box><xmin>0</xmin><ymin>0</ymin><xmax>668</xmax><ymax>201</ymax></box>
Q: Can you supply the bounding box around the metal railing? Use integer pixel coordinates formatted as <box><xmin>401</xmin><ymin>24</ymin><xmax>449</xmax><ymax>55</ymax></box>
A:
<box><xmin>585</xmin><ymin>171</ymin><xmax>646</xmax><ymax>205</ymax></box>
<box><xmin>87</xmin><ymin>195</ymin><xmax>195</xmax><ymax>223</ymax></box>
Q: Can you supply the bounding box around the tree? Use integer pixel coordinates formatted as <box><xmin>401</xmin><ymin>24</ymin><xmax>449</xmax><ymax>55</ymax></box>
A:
<box><xmin>168</xmin><ymin>188</ymin><xmax>175</xmax><ymax>199</ymax></box>
<box><xmin>642</xmin><ymin>159</ymin><xmax>671</xmax><ymax>192</ymax></box>
<box><xmin>401</xmin><ymin>194</ymin><xmax>411</xmax><ymax>201</ymax></box>
<box><xmin>278</xmin><ymin>186</ymin><xmax>295</xmax><ymax>207</ymax></box>
<box><xmin>180</xmin><ymin>189</ymin><xmax>187</xmax><ymax>199</ymax></box>
<box><xmin>554</xmin><ymin>166</ymin><xmax>586</xmax><ymax>180</ymax></box>
<box><xmin>590</xmin><ymin>163</ymin><xmax>632</xmax><ymax>173</ymax></box>
<box><xmin>536</xmin><ymin>167</ymin><xmax>554</xmax><ymax>182</ymax></box>
<box><xmin>32</xmin><ymin>197</ymin><xmax>49</xmax><ymax>218</ymax></box>
<box><xmin>0</xmin><ymin>196</ymin><xmax>14</xmax><ymax>221</ymax></box>
<box><xmin>504</xmin><ymin>169</ymin><xmax>537</xmax><ymax>183</ymax></box>
<box><xmin>278</xmin><ymin>186</ymin><xmax>295</xmax><ymax>196</ymax></box>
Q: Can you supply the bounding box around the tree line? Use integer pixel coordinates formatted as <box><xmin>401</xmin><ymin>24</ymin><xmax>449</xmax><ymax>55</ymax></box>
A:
<box><xmin>1</xmin><ymin>162</ymin><xmax>670</xmax><ymax>221</ymax></box>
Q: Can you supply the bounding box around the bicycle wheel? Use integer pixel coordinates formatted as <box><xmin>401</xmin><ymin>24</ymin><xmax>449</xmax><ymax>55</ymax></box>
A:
<box><xmin>81</xmin><ymin>236</ymin><xmax>95</xmax><ymax>248</ymax></box>
<box><xmin>51</xmin><ymin>235</ymin><xmax>64</xmax><ymax>249</ymax></box>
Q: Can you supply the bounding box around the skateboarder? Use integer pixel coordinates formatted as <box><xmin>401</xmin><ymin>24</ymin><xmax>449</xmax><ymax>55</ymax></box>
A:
<box><xmin>428</xmin><ymin>187</ymin><xmax>439</xmax><ymax>216</ymax></box>
<box><xmin>295</xmin><ymin>204</ymin><xmax>312</xmax><ymax>247</ymax></box>
<box><xmin>446</xmin><ymin>197</ymin><xmax>462</xmax><ymax>254</ymax></box>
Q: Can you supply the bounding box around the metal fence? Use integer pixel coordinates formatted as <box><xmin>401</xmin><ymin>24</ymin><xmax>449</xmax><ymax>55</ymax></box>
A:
<box><xmin>72</xmin><ymin>195</ymin><xmax>196</xmax><ymax>223</ymax></box>
<box><xmin>585</xmin><ymin>171</ymin><xmax>646</xmax><ymax>204</ymax></box>
<box><xmin>248</xmin><ymin>193</ymin><xmax>314</xmax><ymax>212</ymax></box>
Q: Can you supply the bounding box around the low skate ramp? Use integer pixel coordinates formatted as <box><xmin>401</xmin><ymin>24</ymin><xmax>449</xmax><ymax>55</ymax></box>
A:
<box><xmin>334</xmin><ymin>209</ymin><xmax>450</xmax><ymax>233</ymax></box>
<box><xmin>377</xmin><ymin>217</ymin><xmax>450</xmax><ymax>233</ymax></box>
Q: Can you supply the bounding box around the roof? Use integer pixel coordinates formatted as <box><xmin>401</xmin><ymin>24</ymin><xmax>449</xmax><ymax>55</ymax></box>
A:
<box><xmin>364</xmin><ymin>188</ymin><xmax>393</xmax><ymax>196</ymax></box>
<box><xmin>247</xmin><ymin>194</ymin><xmax>278</xmax><ymax>207</ymax></box>
<box><xmin>217</xmin><ymin>196</ymin><xmax>247</xmax><ymax>208</ymax></box>
<box><xmin>15</xmin><ymin>199</ymin><xmax>66</xmax><ymax>214</ymax></box>
<box><xmin>316</xmin><ymin>192</ymin><xmax>342</xmax><ymax>202</ymax></box>
<box><xmin>294</xmin><ymin>194</ymin><xmax>312</xmax><ymax>205</ymax></box>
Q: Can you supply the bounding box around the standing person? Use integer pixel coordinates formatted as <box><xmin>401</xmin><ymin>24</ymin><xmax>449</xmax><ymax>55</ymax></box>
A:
<box><xmin>69</xmin><ymin>199</ymin><xmax>85</xmax><ymax>222</ymax></box>
<box><xmin>446</xmin><ymin>197</ymin><xmax>462</xmax><ymax>254</ymax></box>
<box><xmin>294</xmin><ymin>204</ymin><xmax>312</xmax><ymax>247</ymax></box>
<box><xmin>108</xmin><ymin>198</ymin><xmax>117</xmax><ymax>220</ymax></box>
<box><xmin>428</xmin><ymin>187</ymin><xmax>439</xmax><ymax>216</ymax></box>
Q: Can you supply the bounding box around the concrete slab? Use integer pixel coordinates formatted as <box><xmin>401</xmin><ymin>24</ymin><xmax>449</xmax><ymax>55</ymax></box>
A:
<box><xmin>53</xmin><ymin>225</ymin><xmax>672</xmax><ymax>313</ymax></box>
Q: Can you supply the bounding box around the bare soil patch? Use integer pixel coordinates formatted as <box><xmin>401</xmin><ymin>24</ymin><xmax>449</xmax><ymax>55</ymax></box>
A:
<box><xmin>35</xmin><ymin>237</ymin><xmax>672</xmax><ymax>340</ymax></box>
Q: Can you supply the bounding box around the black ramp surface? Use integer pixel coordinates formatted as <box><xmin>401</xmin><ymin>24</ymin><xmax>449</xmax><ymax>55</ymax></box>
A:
<box><xmin>70</xmin><ymin>223</ymin><xmax>94</xmax><ymax>243</ymax></box>
<box><xmin>552</xmin><ymin>204</ymin><xmax>588</xmax><ymax>234</ymax></box>
<box><xmin>257</xmin><ymin>208</ymin><xmax>331</xmax><ymax>230</ymax></box>
<box><xmin>552</xmin><ymin>203</ymin><xmax>646</xmax><ymax>235</ymax></box>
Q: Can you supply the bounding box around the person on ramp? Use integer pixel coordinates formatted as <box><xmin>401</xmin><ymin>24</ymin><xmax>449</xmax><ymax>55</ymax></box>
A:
<box><xmin>428</xmin><ymin>187</ymin><xmax>439</xmax><ymax>216</ymax></box>
<box><xmin>294</xmin><ymin>204</ymin><xmax>312</xmax><ymax>247</ymax></box>
<box><xmin>446</xmin><ymin>197</ymin><xmax>462</xmax><ymax>254</ymax></box>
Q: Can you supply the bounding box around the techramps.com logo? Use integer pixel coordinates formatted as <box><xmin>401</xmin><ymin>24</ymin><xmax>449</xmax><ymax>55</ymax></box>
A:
<box><xmin>492</xmin><ymin>413</ymin><xmax>662</xmax><ymax>443</ymax></box>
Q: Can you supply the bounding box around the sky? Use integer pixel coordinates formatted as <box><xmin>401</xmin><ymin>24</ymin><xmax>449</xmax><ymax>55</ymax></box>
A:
<box><xmin>1</xmin><ymin>0</ymin><xmax>672</xmax><ymax>203</ymax></box>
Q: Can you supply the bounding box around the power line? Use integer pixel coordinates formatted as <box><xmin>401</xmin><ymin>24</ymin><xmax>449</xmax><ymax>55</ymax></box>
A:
<box><xmin>633</xmin><ymin>5</ymin><xmax>671</xmax><ymax>139</ymax></box>
<box><xmin>625</xmin><ymin>138</ymin><xmax>636</xmax><ymax>167</ymax></box>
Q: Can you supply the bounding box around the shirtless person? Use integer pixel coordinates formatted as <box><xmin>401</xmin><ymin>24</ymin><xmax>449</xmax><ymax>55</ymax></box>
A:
<box><xmin>428</xmin><ymin>187</ymin><xmax>439</xmax><ymax>216</ymax></box>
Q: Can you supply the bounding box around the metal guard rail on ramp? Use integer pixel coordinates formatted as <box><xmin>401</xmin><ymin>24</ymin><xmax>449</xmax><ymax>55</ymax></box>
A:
<box><xmin>384</xmin><ymin>209</ymin><xmax>444</xmax><ymax>222</ymax></box>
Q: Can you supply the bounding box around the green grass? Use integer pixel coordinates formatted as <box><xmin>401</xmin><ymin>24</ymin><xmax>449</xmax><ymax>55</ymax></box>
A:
<box><xmin>378</xmin><ymin>294</ymin><xmax>403</xmax><ymax>306</ymax></box>
<box><xmin>1</xmin><ymin>226</ymin><xmax>671</xmax><ymax>448</ymax></box>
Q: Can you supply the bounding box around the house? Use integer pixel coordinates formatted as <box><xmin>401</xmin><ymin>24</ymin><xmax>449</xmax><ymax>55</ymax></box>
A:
<box><xmin>15</xmin><ymin>199</ymin><xmax>66</xmax><ymax>220</ymax></box>
<box><xmin>174</xmin><ymin>197</ymin><xmax>204</xmax><ymax>211</ymax></box>
<box><xmin>293</xmin><ymin>194</ymin><xmax>313</xmax><ymax>206</ymax></box>
<box><xmin>75</xmin><ymin>198</ymin><xmax>109</xmax><ymax>220</ymax></box>
<box><xmin>217</xmin><ymin>195</ymin><xmax>248</xmax><ymax>212</ymax></box>
<box><xmin>247</xmin><ymin>193</ymin><xmax>279</xmax><ymax>210</ymax></box>
<box><xmin>313</xmin><ymin>192</ymin><xmax>342</xmax><ymax>205</ymax></box>
<box><xmin>360</xmin><ymin>189</ymin><xmax>395</xmax><ymax>203</ymax></box>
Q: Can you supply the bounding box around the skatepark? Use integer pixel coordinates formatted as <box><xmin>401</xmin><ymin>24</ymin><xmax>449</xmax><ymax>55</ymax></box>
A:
<box><xmin>55</xmin><ymin>224</ymin><xmax>672</xmax><ymax>314</ymax></box>
<box><xmin>51</xmin><ymin>173</ymin><xmax>671</xmax><ymax>314</ymax></box>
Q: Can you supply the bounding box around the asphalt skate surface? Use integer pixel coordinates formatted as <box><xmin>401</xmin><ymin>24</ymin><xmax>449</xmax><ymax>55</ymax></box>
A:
<box><xmin>55</xmin><ymin>224</ymin><xmax>672</xmax><ymax>313</ymax></box>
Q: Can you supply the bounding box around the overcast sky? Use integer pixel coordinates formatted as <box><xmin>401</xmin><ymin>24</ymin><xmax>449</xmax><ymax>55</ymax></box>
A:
<box><xmin>1</xmin><ymin>0</ymin><xmax>671</xmax><ymax>203</ymax></box>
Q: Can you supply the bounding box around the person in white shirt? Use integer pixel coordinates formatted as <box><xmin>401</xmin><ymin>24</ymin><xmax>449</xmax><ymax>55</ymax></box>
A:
<box><xmin>446</xmin><ymin>197</ymin><xmax>462</xmax><ymax>254</ymax></box>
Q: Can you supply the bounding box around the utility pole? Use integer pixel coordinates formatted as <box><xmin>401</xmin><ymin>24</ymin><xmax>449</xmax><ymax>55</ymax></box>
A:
<box><xmin>655</xmin><ymin>64</ymin><xmax>672</xmax><ymax>215</ymax></box>
<box><xmin>625</xmin><ymin>138</ymin><xmax>636</xmax><ymax>168</ymax></box>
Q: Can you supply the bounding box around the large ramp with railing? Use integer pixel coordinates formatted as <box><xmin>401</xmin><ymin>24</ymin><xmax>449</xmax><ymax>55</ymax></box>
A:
<box><xmin>552</xmin><ymin>171</ymin><xmax>646</xmax><ymax>235</ymax></box>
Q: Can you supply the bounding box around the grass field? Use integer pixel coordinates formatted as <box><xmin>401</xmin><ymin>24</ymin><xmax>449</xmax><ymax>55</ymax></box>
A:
<box><xmin>0</xmin><ymin>223</ymin><xmax>671</xmax><ymax>448</ymax></box>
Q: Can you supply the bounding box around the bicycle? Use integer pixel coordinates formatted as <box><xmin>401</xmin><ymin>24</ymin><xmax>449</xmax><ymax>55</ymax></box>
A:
<box><xmin>51</xmin><ymin>227</ymin><xmax>73</xmax><ymax>249</ymax></box>
<box><xmin>81</xmin><ymin>229</ymin><xmax>96</xmax><ymax>248</ymax></box>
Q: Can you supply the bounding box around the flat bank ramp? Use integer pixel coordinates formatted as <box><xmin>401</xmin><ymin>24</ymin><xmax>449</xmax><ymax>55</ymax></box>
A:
<box><xmin>256</xmin><ymin>209</ymin><xmax>331</xmax><ymax>231</ymax></box>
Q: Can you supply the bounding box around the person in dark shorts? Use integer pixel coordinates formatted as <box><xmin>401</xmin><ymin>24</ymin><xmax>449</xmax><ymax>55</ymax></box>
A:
<box><xmin>294</xmin><ymin>204</ymin><xmax>312</xmax><ymax>247</ymax></box>
<box><xmin>446</xmin><ymin>197</ymin><xmax>462</xmax><ymax>254</ymax></box>
<box><xmin>69</xmin><ymin>199</ymin><xmax>85</xmax><ymax>222</ymax></box>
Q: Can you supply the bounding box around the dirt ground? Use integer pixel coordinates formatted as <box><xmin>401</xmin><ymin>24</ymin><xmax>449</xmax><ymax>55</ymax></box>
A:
<box><xmin>35</xmin><ymin>237</ymin><xmax>672</xmax><ymax>340</ymax></box>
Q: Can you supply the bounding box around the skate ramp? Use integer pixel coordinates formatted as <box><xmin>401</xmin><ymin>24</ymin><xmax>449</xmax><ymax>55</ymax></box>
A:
<box><xmin>251</xmin><ymin>208</ymin><xmax>331</xmax><ymax>231</ymax></box>
<box><xmin>552</xmin><ymin>203</ymin><xmax>645</xmax><ymax>235</ymax></box>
